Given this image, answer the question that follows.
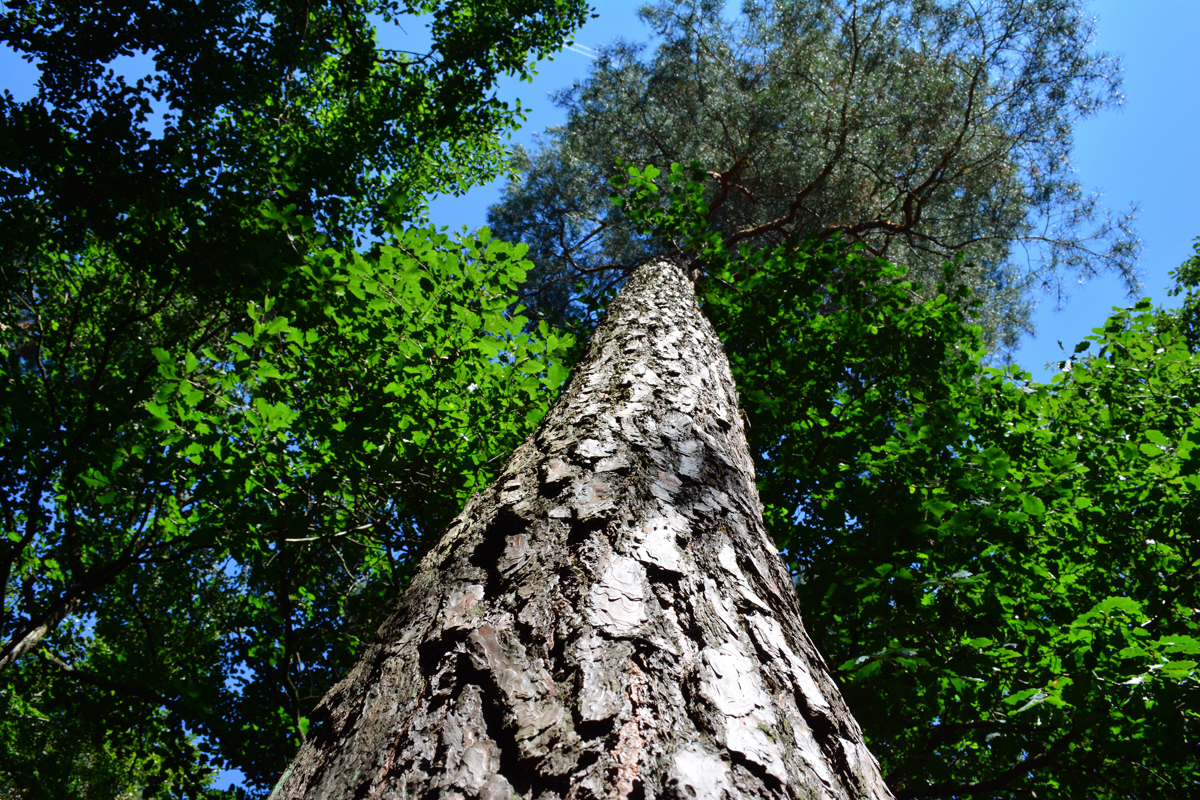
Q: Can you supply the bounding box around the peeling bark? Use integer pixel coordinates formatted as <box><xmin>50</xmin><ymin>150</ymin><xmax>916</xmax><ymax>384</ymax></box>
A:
<box><xmin>271</xmin><ymin>260</ymin><xmax>893</xmax><ymax>800</ymax></box>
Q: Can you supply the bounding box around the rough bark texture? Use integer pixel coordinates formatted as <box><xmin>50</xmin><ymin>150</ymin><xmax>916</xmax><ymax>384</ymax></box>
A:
<box><xmin>271</xmin><ymin>260</ymin><xmax>893</xmax><ymax>800</ymax></box>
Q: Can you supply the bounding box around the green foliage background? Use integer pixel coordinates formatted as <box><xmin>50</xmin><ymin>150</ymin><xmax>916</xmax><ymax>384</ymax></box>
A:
<box><xmin>1</xmin><ymin>0</ymin><xmax>588</xmax><ymax>795</ymax></box>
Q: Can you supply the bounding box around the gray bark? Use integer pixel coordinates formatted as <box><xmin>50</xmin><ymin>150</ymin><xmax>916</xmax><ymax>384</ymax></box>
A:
<box><xmin>271</xmin><ymin>260</ymin><xmax>892</xmax><ymax>800</ymax></box>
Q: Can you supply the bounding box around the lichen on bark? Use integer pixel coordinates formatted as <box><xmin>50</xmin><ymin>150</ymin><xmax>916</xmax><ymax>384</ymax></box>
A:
<box><xmin>271</xmin><ymin>260</ymin><xmax>893</xmax><ymax>799</ymax></box>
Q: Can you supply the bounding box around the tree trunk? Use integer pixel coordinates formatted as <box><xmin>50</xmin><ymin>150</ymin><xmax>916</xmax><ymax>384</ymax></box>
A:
<box><xmin>270</xmin><ymin>260</ymin><xmax>892</xmax><ymax>800</ymax></box>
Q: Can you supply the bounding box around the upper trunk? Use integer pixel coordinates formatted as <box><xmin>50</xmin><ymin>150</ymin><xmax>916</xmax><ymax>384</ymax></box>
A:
<box><xmin>270</xmin><ymin>260</ymin><xmax>892</xmax><ymax>799</ymax></box>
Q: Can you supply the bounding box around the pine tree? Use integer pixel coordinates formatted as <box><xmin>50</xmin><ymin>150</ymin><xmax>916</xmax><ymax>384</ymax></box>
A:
<box><xmin>488</xmin><ymin>0</ymin><xmax>1138</xmax><ymax>353</ymax></box>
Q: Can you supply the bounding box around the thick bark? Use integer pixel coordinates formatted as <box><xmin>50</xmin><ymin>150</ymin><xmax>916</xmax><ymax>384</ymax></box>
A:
<box><xmin>271</xmin><ymin>260</ymin><xmax>892</xmax><ymax>800</ymax></box>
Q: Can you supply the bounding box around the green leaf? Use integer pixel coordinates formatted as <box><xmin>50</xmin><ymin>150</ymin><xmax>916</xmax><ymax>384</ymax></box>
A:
<box><xmin>1020</xmin><ymin>495</ymin><xmax>1046</xmax><ymax>517</ymax></box>
<box><xmin>1160</xmin><ymin>636</ymin><xmax>1200</xmax><ymax>655</ymax></box>
<box><xmin>1159</xmin><ymin>660</ymin><xmax>1197</xmax><ymax>679</ymax></box>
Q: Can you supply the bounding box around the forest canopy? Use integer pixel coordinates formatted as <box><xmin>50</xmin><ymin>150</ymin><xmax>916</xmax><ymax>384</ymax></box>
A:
<box><xmin>1</xmin><ymin>1</ymin><xmax>1196</xmax><ymax>798</ymax></box>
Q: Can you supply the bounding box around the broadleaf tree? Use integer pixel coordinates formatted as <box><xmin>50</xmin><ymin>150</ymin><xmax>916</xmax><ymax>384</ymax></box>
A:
<box><xmin>0</xmin><ymin>0</ymin><xmax>590</xmax><ymax>795</ymax></box>
<box><xmin>718</xmin><ymin>243</ymin><xmax>1200</xmax><ymax>797</ymax></box>
<box><xmin>632</xmin><ymin>164</ymin><xmax>1199</xmax><ymax>796</ymax></box>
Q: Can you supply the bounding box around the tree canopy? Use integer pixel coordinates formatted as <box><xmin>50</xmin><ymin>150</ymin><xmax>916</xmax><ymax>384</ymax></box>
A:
<box><xmin>488</xmin><ymin>0</ymin><xmax>1139</xmax><ymax>351</ymax></box>
<box><xmin>1</xmin><ymin>0</ymin><xmax>589</xmax><ymax>258</ymax></box>
<box><xmin>1</xmin><ymin>1</ymin><xmax>588</xmax><ymax>795</ymax></box>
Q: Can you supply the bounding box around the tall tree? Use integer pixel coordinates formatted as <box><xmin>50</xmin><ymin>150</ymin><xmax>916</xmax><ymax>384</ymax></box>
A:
<box><xmin>272</xmin><ymin>258</ymin><xmax>892</xmax><ymax>799</ymax></box>
<box><xmin>488</xmin><ymin>0</ymin><xmax>1138</xmax><ymax>351</ymax></box>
